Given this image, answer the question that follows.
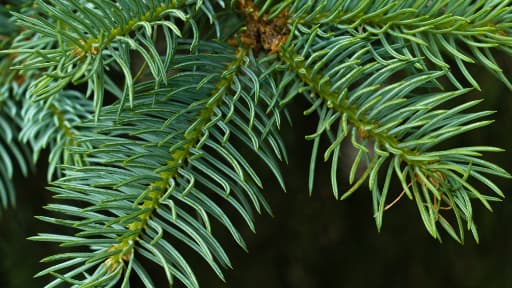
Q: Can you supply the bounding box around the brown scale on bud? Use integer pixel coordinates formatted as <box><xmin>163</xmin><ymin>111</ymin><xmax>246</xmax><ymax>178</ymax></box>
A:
<box><xmin>358</xmin><ymin>127</ymin><xmax>369</xmax><ymax>138</ymax></box>
<box><xmin>230</xmin><ymin>0</ymin><xmax>290</xmax><ymax>54</ymax></box>
<box><xmin>71</xmin><ymin>39</ymin><xmax>99</xmax><ymax>59</ymax></box>
<box><xmin>14</xmin><ymin>74</ymin><xmax>25</xmax><ymax>85</ymax></box>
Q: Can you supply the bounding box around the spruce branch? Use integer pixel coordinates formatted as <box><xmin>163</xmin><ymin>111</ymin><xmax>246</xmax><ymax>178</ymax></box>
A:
<box><xmin>275</xmin><ymin>5</ymin><xmax>511</xmax><ymax>242</ymax></box>
<box><xmin>101</xmin><ymin>48</ymin><xmax>250</xmax><ymax>278</ymax></box>
<box><xmin>19</xmin><ymin>90</ymin><xmax>93</xmax><ymax>180</ymax></box>
<box><xmin>0</xmin><ymin>94</ymin><xmax>31</xmax><ymax>211</ymax></box>
<box><xmin>30</xmin><ymin>43</ymin><xmax>285</xmax><ymax>287</ymax></box>
<box><xmin>0</xmin><ymin>0</ymin><xmax>511</xmax><ymax>287</ymax></box>
<box><xmin>281</xmin><ymin>0</ymin><xmax>512</xmax><ymax>90</ymax></box>
<box><xmin>2</xmin><ymin>0</ymin><xmax>211</xmax><ymax>113</ymax></box>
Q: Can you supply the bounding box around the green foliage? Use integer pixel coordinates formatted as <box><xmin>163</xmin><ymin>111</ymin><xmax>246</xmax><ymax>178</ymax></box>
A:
<box><xmin>0</xmin><ymin>85</ymin><xmax>30</xmax><ymax>210</ymax></box>
<box><xmin>0</xmin><ymin>0</ymin><xmax>511</xmax><ymax>287</ymax></box>
<box><xmin>0</xmin><ymin>0</ymin><xmax>34</xmax><ymax>212</ymax></box>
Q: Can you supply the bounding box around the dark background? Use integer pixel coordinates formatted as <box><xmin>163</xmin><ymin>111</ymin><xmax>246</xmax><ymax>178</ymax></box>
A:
<box><xmin>1</xmin><ymin>55</ymin><xmax>512</xmax><ymax>288</ymax></box>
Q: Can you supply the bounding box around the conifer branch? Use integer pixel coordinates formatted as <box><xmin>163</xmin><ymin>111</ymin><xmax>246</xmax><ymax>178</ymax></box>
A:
<box><xmin>2</xmin><ymin>0</ymin><xmax>199</xmax><ymax>111</ymax></box>
<box><xmin>281</xmin><ymin>1</ymin><xmax>512</xmax><ymax>90</ymax></box>
<box><xmin>103</xmin><ymin>48</ymin><xmax>248</xmax><ymax>276</ymax></box>
<box><xmin>278</xmin><ymin>9</ymin><xmax>511</xmax><ymax>241</ymax></box>
<box><xmin>19</xmin><ymin>90</ymin><xmax>92</xmax><ymax>180</ymax></box>
<box><xmin>0</xmin><ymin>1</ymin><xmax>511</xmax><ymax>287</ymax></box>
<box><xmin>29</xmin><ymin>42</ymin><xmax>285</xmax><ymax>287</ymax></box>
